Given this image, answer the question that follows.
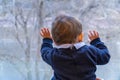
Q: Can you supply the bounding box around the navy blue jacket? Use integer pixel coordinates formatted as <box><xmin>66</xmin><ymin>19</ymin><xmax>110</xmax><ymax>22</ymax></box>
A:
<box><xmin>40</xmin><ymin>38</ymin><xmax>110</xmax><ymax>80</ymax></box>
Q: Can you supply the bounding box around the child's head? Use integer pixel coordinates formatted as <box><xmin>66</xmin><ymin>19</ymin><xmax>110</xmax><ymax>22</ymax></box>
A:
<box><xmin>51</xmin><ymin>15</ymin><xmax>82</xmax><ymax>45</ymax></box>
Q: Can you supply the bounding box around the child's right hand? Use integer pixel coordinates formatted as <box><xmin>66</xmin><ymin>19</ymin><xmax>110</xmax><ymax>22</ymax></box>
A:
<box><xmin>88</xmin><ymin>30</ymin><xmax>99</xmax><ymax>42</ymax></box>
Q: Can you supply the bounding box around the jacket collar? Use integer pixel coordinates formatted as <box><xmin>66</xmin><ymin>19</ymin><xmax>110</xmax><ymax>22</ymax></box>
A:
<box><xmin>54</xmin><ymin>42</ymin><xmax>85</xmax><ymax>49</ymax></box>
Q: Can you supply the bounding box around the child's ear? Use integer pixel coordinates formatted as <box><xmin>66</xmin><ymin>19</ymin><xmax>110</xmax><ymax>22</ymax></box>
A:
<box><xmin>78</xmin><ymin>33</ymin><xmax>84</xmax><ymax>42</ymax></box>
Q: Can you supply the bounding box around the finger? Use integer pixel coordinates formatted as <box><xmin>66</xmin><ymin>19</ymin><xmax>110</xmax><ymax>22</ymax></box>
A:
<box><xmin>96</xmin><ymin>31</ymin><xmax>99</xmax><ymax>37</ymax></box>
<box><xmin>88</xmin><ymin>31</ymin><xmax>91</xmax><ymax>38</ymax></box>
<box><xmin>40</xmin><ymin>31</ymin><xmax>44</xmax><ymax>37</ymax></box>
<box><xmin>44</xmin><ymin>28</ymin><xmax>49</xmax><ymax>34</ymax></box>
<box><xmin>44</xmin><ymin>28</ymin><xmax>48</xmax><ymax>32</ymax></box>
<box><xmin>41</xmin><ymin>28</ymin><xmax>44</xmax><ymax>32</ymax></box>
<box><xmin>42</xmin><ymin>28</ymin><xmax>47</xmax><ymax>35</ymax></box>
<box><xmin>93</xmin><ymin>30</ymin><xmax>97</xmax><ymax>36</ymax></box>
<box><xmin>94</xmin><ymin>30</ymin><xmax>99</xmax><ymax>37</ymax></box>
<box><xmin>89</xmin><ymin>31</ymin><xmax>94</xmax><ymax>37</ymax></box>
<box><xmin>43</xmin><ymin>28</ymin><xmax>46</xmax><ymax>32</ymax></box>
<box><xmin>41</xmin><ymin>29</ymin><xmax>45</xmax><ymax>35</ymax></box>
<box><xmin>45</xmin><ymin>28</ymin><xmax>49</xmax><ymax>35</ymax></box>
<box><xmin>46</xmin><ymin>28</ymin><xmax>50</xmax><ymax>34</ymax></box>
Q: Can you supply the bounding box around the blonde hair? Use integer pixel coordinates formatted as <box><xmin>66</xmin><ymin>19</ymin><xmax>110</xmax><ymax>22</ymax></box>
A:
<box><xmin>51</xmin><ymin>15</ymin><xmax>82</xmax><ymax>45</ymax></box>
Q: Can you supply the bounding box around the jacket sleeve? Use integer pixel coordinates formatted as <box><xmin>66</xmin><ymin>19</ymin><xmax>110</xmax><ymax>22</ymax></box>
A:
<box><xmin>90</xmin><ymin>38</ymin><xmax>110</xmax><ymax>65</ymax></box>
<box><xmin>40</xmin><ymin>38</ymin><xmax>53</xmax><ymax>65</ymax></box>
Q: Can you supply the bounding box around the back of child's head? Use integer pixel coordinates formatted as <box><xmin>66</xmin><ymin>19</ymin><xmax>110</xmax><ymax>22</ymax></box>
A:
<box><xmin>51</xmin><ymin>15</ymin><xmax>82</xmax><ymax>45</ymax></box>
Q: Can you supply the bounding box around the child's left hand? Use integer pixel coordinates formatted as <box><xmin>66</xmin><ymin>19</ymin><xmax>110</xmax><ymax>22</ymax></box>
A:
<box><xmin>40</xmin><ymin>28</ymin><xmax>52</xmax><ymax>39</ymax></box>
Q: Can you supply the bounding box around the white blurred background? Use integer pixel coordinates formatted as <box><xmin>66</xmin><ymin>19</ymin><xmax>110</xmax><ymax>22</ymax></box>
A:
<box><xmin>0</xmin><ymin>0</ymin><xmax>120</xmax><ymax>80</ymax></box>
